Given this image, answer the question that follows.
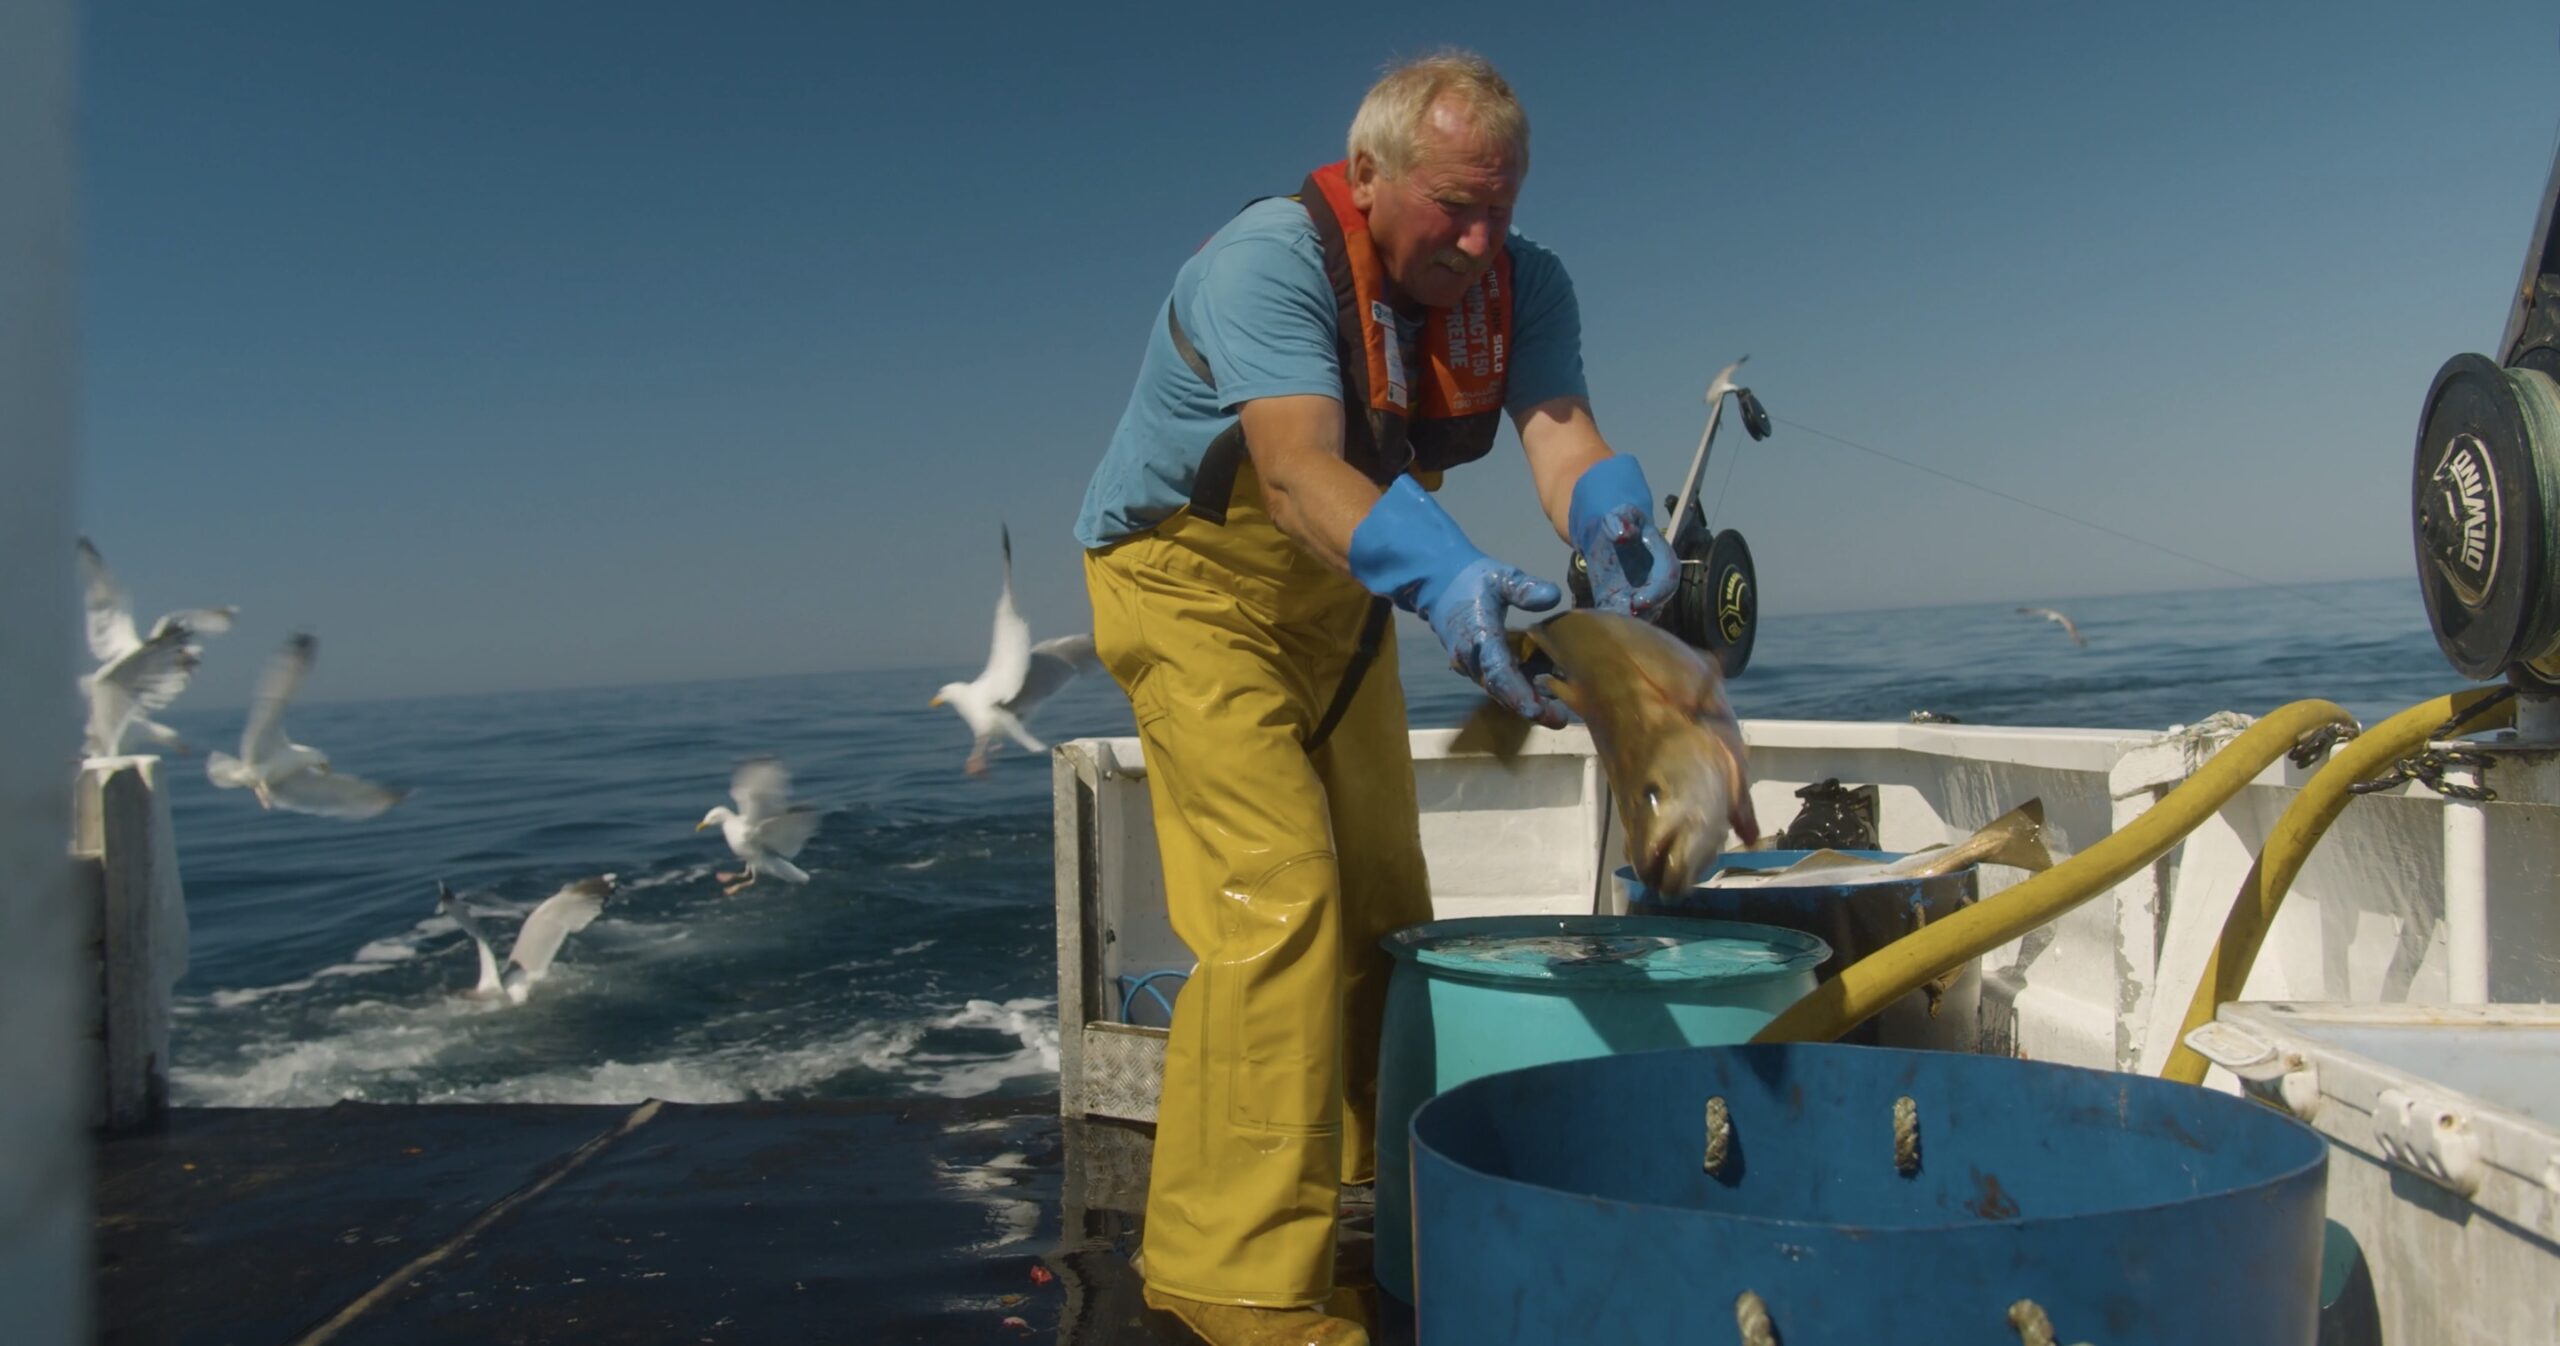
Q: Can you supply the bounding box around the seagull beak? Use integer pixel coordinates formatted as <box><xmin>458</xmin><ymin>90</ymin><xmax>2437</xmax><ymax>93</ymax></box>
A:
<box><xmin>928</xmin><ymin>695</ymin><xmax>943</xmax><ymax>707</ymax></box>
<box><xmin>694</xmin><ymin>820</ymin><xmax>713</xmax><ymax>832</ymax></box>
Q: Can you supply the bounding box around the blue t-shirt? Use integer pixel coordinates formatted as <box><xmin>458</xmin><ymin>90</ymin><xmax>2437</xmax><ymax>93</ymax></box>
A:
<box><xmin>1074</xmin><ymin>198</ymin><xmax>1588</xmax><ymax>549</ymax></box>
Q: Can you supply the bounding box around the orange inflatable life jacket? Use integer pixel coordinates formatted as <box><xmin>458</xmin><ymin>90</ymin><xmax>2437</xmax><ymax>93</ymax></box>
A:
<box><xmin>1171</xmin><ymin>160</ymin><xmax>1514</xmax><ymax>523</ymax></box>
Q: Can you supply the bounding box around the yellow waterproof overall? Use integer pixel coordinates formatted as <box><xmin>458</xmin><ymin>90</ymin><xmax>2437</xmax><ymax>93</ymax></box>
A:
<box><xmin>1085</xmin><ymin>463</ymin><xmax>1435</xmax><ymax>1309</ymax></box>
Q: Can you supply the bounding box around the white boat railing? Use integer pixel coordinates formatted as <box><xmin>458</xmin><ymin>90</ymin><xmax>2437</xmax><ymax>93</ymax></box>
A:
<box><xmin>1052</xmin><ymin>713</ymin><xmax>2560</xmax><ymax>1124</ymax></box>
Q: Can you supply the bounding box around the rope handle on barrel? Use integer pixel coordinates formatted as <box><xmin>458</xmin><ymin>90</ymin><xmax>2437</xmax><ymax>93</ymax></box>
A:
<box><xmin>2009</xmin><ymin>1299</ymin><xmax>2094</xmax><ymax>1346</ymax></box>
<box><xmin>1736</xmin><ymin>1289</ymin><xmax>2087</xmax><ymax>1343</ymax></box>
<box><xmin>1734</xmin><ymin>1291</ymin><xmax>1777</xmax><ymax>1346</ymax></box>
<box><xmin>1892</xmin><ymin>1095</ymin><xmax>1920</xmax><ymax>1174</ymax></box>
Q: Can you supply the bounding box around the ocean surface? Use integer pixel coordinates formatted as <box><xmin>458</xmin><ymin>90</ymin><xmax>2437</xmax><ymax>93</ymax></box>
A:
<box><xmin>155</xmin><ymin>576</ymin><xmax>2456</xmax><ymax>1108</ymax></box>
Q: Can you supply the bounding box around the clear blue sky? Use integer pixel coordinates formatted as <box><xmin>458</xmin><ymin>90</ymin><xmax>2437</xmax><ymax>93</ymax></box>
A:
<box><xmin>79</xmin><ymin>1</ymin><xmax>2559</xmax><ymax>705</ymax></box>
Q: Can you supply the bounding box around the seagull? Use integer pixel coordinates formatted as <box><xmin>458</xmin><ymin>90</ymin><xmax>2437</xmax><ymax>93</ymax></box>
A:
<box><xmin>932</xmin><ymin>525</ymin><xmax>1101</xmax><ymax>776</ymax></box>
<box><xmin>205</xmin><ymin>633</ymin><xmax>409</xmax><ymax>819</ymax></box>
<box><xmin>696</xmin><ymin>757</ymin><xmax>821</xmax><ymax>896</ymax></box>
<box><xmin>436</xmin><ymin>877</ymin><xmax>614</xmax><ymax>1005</ymax></box>
<box><xmin>2017</xmin><ymin>606</ymin><xmax>2087</xmax><ymax>648</ymax></box>
<box><xmin>77</xmin><ymin>536</ymin><xmax>236</xmax><ymax>757</ymax></box>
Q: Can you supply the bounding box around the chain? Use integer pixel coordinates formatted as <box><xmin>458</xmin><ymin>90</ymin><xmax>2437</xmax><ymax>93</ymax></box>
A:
<box><xmin>2347</xmin><ymin>746</ymin><xmax>2498</xmax><ymax>801</ymax></box>
<box><xmin>2345</xmin><ymin>686</ymin><xmax>2515</xmax><ymax>801</ymax></box>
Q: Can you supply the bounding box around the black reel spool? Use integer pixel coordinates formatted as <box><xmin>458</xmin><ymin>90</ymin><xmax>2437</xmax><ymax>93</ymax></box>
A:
<box><xmin>1567</xmin><ymin>496</ymin><xmax>1759</xmax><ymax>678</ymax></box>
<box><xmin>2413</xmin><ymin>354</ymin><xmax>2560</xmax><ymax>685</ymax></box>
<box><xmin>2416</xmin><ymin>140</ymin><xmax>2560</xmax><ymax>690</ymax></box>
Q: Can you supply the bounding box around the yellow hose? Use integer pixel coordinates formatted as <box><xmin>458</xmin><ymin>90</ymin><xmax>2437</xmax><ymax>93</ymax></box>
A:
<box><xmin>2157</xmin><ymin>686</ymin><xmax>2515</xmax><ymax>1084</ymax></box>
<box><xmin>1750</xmin><ymin>699</ymin><xmax>2361</xmax><ymax>1045</ymax></box>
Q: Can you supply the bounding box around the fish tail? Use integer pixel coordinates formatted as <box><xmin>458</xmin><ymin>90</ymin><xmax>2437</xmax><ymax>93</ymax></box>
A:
<box><xmin>1449</xmin><ymin>698</ymin><xmax>1536</xmax><ymax>761</ymax></box>
<box><xmin>1966</xmin><ymin>799</ymin><xmax>2054</xmax><ymax>873</ymax></box>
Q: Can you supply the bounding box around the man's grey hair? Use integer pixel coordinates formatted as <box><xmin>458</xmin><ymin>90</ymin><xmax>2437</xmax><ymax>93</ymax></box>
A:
<box><xmin>1346</xmin><ymin>51</ymin><xmax>1530</xmax><ymax>179</ymax></box>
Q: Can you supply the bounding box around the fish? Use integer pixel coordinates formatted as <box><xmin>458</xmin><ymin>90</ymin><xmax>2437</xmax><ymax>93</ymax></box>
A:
<box><xmin>1454</xmin><ymin>609</ymin><xmax>1759</xmax><ymax>897</ymax></box>
<box><xmin>1704</xmin><ymin>798</ymin><xmax>2053</xmax><ymax>888</ymax></box>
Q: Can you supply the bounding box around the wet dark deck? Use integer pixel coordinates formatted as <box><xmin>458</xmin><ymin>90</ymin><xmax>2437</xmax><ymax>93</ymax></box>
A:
<box><xmin>95</xmin><ymin>1096</ymin><xmax>1389</xmax><ymax>1345</ymax></box>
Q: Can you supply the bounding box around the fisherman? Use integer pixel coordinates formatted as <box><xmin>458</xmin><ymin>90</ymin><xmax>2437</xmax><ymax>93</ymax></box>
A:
<box><xmin>1075</xmin><ymin>52</ymin><xmax>1679</xmax><ymax>1346</ymax></box>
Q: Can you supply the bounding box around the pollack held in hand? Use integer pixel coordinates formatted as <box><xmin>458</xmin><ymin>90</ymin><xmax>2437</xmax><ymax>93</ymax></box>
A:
<box><xmin>1456</xmin><ymin>609</ymin><xmax>1760</xmax><ymax>899</ymax></box>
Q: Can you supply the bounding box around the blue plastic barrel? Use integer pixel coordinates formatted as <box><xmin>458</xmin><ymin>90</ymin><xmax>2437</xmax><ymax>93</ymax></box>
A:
<box><xmin>1411</xmin><ymin>1043</ymin><xmax>2330</xmax><ymax>1344</ymax></box>
<box><xmin>1373</xmin><ymin>916</ymin><xmax>1826</xmax><ymax>1304</ymax></box>
<box><xmin>1625</xmin><ymin>850</ymin><xmax>1982</xmax><ymax>1049</ymax></box>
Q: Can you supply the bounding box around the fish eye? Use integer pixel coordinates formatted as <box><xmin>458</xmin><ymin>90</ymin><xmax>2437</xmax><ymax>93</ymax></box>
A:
<box><xmin>1644</xmin><ymin>784</ymin><xmax>1663</xmax><ymax>810</ymax></box>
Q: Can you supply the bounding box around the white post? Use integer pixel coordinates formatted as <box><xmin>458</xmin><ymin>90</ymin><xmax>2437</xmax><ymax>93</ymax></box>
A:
<box><xmin>0</xmin><ymin>0</ymin><xmax>91</xmax><ymax>1339</ymax></box>
<box><xmin>73</xmin><ymin>758</ymin><xmax>188</xmax><ymax>1129</ymax></box>
<box><xmin>2442</xmin><ymin>763</ymin><xmax>2491</xmax><ymax>1004</ymax></box>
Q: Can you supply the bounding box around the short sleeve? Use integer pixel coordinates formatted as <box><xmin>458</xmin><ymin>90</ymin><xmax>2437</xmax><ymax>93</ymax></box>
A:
<box><xmin>1503</xmin><ymin>236</ymin><xmax>1589</xmax><ymax>414</ymax></box>
<box><xmin>1179</xmin><ymin>234</ymin><xmax>1345</xmax><ymax>412</ymax></box>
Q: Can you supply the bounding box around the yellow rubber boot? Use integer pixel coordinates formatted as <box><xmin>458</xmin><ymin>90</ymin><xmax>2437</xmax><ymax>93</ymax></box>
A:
<box><xmin>1143</xmin><ymin>1286</ymin><xmax>1372</xmax><ymax>1346</ymax></box>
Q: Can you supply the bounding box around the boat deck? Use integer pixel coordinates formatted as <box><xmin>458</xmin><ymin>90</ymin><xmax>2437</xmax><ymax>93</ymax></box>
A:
<box><xmin>96</xmin><ymin>1098</ymin><xmax>1400</xmax><ymax>1345</ymax></box>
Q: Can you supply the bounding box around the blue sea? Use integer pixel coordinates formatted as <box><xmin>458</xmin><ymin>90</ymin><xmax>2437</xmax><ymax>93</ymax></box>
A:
<box><xmin>156</xmin><ymin>577</ymin><xmax>2455</xmax><ymax>1108</ymax></box>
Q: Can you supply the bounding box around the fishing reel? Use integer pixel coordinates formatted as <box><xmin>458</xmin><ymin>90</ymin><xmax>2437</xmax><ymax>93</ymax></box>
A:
<box><xmin>1569</xmin><ymin>365</ymin><xmax>1771</xmax><ymax>678</ymax></box>
<box><xmin>1569</xmin><ymin>498</ymin><xmax>1760</xmax><ymax>676</ymax></box>
<box><xmin>2413</xmin><ymin>143</ymin><xmax>2560</xmax><ymax>691</ymax></box>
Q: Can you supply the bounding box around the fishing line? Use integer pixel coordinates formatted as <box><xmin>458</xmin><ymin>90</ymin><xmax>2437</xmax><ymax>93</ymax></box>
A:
<box><xmin>1710</xmin><ymin>424</ymin><xmax>1748</xmax><ymax>523</ymax></box>
<box><xmin>1771</xmin><ymin>414</ymin><xmax>2375</xmax><ymax>621</ymax></box>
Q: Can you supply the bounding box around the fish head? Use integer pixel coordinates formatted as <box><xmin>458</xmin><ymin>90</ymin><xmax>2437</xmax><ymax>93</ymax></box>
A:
<box><xmin>1527</xmin><ymin>610</ymin><xmax>1760</xmax><ymax>898</ymax></box>
<box><xmin>1619</xmin><ymin>712</ymin><xmax>1759</xmax><ymax>897</ymax></box>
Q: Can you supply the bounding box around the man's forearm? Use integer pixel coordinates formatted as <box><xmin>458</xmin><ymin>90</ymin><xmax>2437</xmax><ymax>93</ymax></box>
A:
<box><xmin>1239</xmin><ymin>394</ymin><xmax>1379</xmax><ymax>576</ymax></box>
<box><xmin>1257</xmin><ymin>451</ymin><xmax>1384</xmax><ymax>575</ymax></box>
<box><xmin>1518</xmin><ymin>396</ymin><xmax>1615</xmax><ymax>542</ymax></box>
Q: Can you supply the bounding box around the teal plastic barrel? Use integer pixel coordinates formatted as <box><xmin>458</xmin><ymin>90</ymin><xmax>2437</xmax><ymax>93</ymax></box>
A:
<box><xmin>1372</xmin><ymin>915</ymin><xmax>1825</xmax><ymax>1303</ymax></box>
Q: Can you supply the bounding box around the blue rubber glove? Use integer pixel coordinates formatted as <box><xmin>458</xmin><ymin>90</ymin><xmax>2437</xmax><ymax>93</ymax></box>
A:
<box><xmin>1568</xmin><ymin>455</ymin><xmax>1679</xmax><ymax>618</ymax></box>
<box><xmin>1349</xmin><ymin>475</ymin><xmax>1567</xmax><ymax>726</ymax></box>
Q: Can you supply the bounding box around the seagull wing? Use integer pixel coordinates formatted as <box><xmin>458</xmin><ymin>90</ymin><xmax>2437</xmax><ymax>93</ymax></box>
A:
<box><xmin>2016</xmin><ymin>607</ymin><xmax>2086</xmax><ymax>647</ymax></box>
<box><xmin>265</xmin><ymin>768</ymin><xmax>407</xmax><ymax>819</ymax></box>
<box><xmin>242</xmin><ymin>634</ymin><xmax>316</xmax><ymax>764</ymax></box>
<box><xmin>437</xmin><ymin>886</ymin><xmax>505</xmax><ymax>994</ymax></box>
<box><xmin>96</xmin><ymin>625</ymin><xmax>202</xmax><ymax>716</ymax></box>
<box><xmin>978</xmin><ymin>525</ymin><xmax>1034</xmax><ymax>704</ymax></box>
<box><xmin>77</xmin><ymin>537</ymin><xmax>140</xmax><ymax>662</ymax></box>
<box><xmin>730</xmin><ymin>757</ymin><xmax>793</xmax><ymax>825</ymax></box>
<box><xmin>749</xmin><ymin>805</ymin><xmax>821</xmax><ymax>860</ymax></box>
<box><xmin>147</xmin><ymin>607</ymin><xmax>238</xmax><ymax>642</ymax></box>
<box><xmin>1003</xmin><ymin>633</ymin><xmax>1097</xmax><ymax>715</ymax></box>
<box><xmin>506</xmin><ymin>876</ymin><xmax>612</xmax><ymax>978</ymax></box>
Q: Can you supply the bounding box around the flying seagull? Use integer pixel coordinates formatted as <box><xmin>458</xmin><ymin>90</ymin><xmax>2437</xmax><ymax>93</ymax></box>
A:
<box><xmin>205</xmin><ymin>633</ymin><xmax>410</xmax><ymax>818</ymax></box>
<box><xmin>932</xmin><ymin>525</ymin><xmax>1101</xmax><ymax>776</ymax></box>
<box><xmin>696</xmin><ymin>757</ymin><xmax>821</xmax><ymax>896</ymax></box>
<box><xmin>2017</xmin><ymin>606</ymin><xmax>2087</xmax><ymax>648</ymax></box>
<box><xmin>436</xmin><ymin>877</ymin><xmax>614</xmax><ymax>1005</ymax></box>
<box><xmin>77</xmin><ymin>536</ymin><xmax>236</xmax><ymax>757</ymax></box>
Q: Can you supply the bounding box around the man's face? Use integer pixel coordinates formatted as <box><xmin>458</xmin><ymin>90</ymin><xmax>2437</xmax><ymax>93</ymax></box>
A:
<box><xmin>1350</xmin><ymin>100</ymin><xmax>1521</xmax><ymax>311</ymax></box>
